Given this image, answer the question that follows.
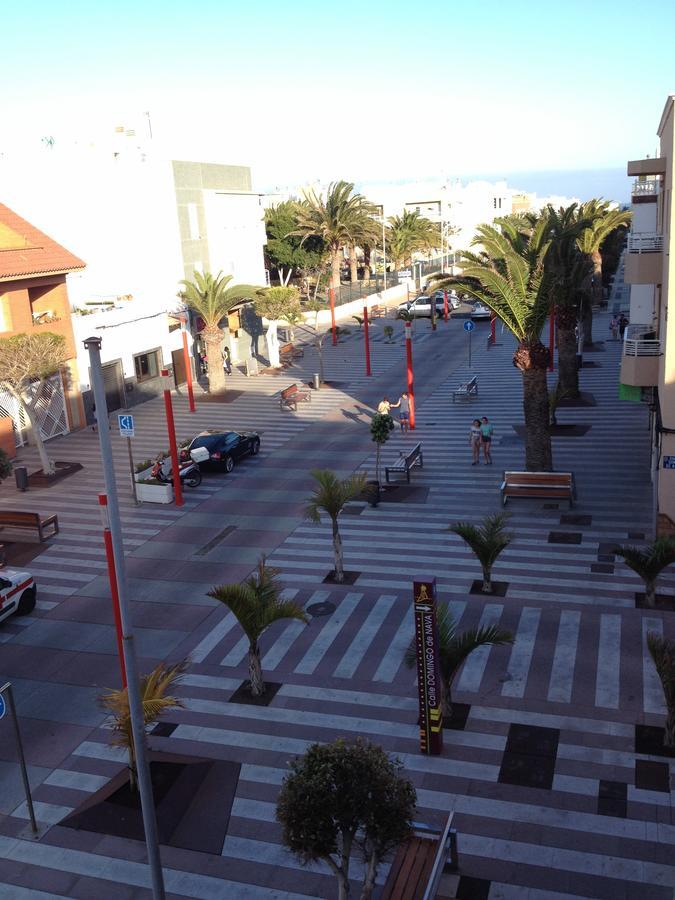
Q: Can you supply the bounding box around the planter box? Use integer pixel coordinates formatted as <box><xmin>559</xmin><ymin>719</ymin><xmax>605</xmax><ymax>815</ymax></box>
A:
<box><xmin>136</xmin><ymin>481</ymin><xmax>173</xmax><ymax>504</ymax></box>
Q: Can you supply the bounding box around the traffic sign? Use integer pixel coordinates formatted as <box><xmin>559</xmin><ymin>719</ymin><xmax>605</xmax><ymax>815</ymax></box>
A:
<box><xmin>118</xmin><ymin>414</ymin><xmax>134</xmax><ymax>438</ymax></box>
<box><xmin>463</xmin><ymin>320</ymin><xmax>475</xmax><ymax>332</ymax></box>
<box><xmin>0</xmin><ymin>693</ymin><xmax>5</xmax><ymax>720</ymax></box>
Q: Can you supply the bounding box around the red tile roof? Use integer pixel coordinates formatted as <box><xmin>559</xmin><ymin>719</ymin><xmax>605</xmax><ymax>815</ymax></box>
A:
<box><xmin>0</xmin><ymin>203</ymin><xmax>86</xmax><ymax>281</ymax></box>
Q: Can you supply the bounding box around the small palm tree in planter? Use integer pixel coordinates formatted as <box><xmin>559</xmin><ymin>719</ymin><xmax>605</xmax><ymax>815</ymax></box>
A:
<box><xmin>614</xmin><ymin>537</ymin><xmax>675</xmax><ymax>608</ymax></box>
<box><xmin>646</xmin><ymin>632</ymin><xmax>675</xmax><ymax>748</ymax></box>
<box><xmin>99</xmin><ymin>660</ymin><xmax>188</xmax><ymax>790</ymax></box>
<box><xmin>405</xmin><ymin>604</ymin><xmax>513</xmax><ymax>717</ymax></box>
<box><xmin>369</xmin><ymin>413</ymin><xmax>395</xmax><ymax>505</ymax></box>
<box><xmin>383</xmin><ymin>324</ymin><xmax>394</xmax><ymax>343</ymax></box>
<box><xmin>306</xmin><ymin>469</ymin><xmax>367</xmax><ymax>583</ymax></box>
<box><xmin>209</xmin><ymin>557</ymin><xmax>308</xmax><ymax>697</ymax></box>
<box><xmin>449</xmin><ymin>513</ymin><xmax>512</xmax><ymax>594</ymax></box>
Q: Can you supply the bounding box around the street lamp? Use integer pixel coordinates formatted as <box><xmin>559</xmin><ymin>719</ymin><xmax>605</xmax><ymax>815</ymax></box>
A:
<box><xmin>161</xmin><ymin>369</ymin><xmax>183</xmax><ymax>507</ymax></box>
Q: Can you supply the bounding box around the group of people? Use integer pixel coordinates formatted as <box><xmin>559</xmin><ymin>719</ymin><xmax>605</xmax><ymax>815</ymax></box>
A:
<box><xmin>469</xmin><ymin>417</ymin><xmax>494</xmax><ymax>465</ymax></box>
<box><xmin>378</xmin><ymin>394</ymin><xmax>411</xmax><ymax>432</ymax></box>
<box><xmin>609</xmin><ymin>314</ymin><xmax>629</xmax><ymax>340</ymax></box>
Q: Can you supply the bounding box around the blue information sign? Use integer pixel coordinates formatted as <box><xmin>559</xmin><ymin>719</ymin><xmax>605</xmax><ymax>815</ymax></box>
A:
<box><xmin>463</xmin><ymin>320</ymin><xmax>475</xmax><ymax>332</ymax></box>
<box><xmin>664</xmin><ymin>456</ymin><xmax>675</xmax><ymax>470</ymax></box>
<box><xmin>118</xmin><ymin>414</ymin><xmax>135</xmax><ymax>438</ymax></box>
<box><xmin>0</xmin><ymin>693</ymin><xmax>6</xmax><ymax>720</ymax></box>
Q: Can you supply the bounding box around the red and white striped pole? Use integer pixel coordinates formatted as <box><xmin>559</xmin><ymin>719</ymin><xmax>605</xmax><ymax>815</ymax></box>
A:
<box><xmin>363</xmin><ymin>305</ymin><xmax>372</xmax><ymax>377</ymax></box>
<box><xmin>98</xmin><ymin>494</ymin><xmax>127</xmax><ymax>688</ymax></box>
<box><xmin>161</xmin><ymin>370</ymin><xmax>183</xmax><ymax>507</ymax></box>
<box><xmin>405</xmin><ymin>321</ymin><xmax>415</xmax><ymax>430</ymax></box>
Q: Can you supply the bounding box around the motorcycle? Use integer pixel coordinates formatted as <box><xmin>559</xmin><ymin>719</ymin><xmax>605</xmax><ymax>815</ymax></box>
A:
<box><xmin>150</xmin><ymin>456</ymin><xmax>202</xmax><ymax>488</ymax></box>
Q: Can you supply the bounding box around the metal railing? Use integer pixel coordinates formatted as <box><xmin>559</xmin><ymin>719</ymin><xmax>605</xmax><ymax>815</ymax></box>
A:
<box><xmin>623</xmin><ymin>336</ymin><xmax>661</xmax><ymax>357</ymax></box>
<box><xmin>632</xmin><ymin>180</ymin><xmax>659</xmax><ymax>198</ymax></box>
<box><xmin>420</xmin><ymin>812</ymin><xmax>458</xmax><ymax>900</ymax></box>
<box><xmin>628</xmin><ymin>232</ymin><xmax>663</xmax><ymax>253</ymax></box>
<box><xmin>324</xmin><ymin>272</ymin><xmax>400</xmax><ymax>308</ymax></box>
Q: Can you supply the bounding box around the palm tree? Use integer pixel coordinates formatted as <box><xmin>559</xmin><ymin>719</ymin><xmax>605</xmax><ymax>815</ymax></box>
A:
<box><xmin>306</xmin><ymin>469</ymin><xmax>367</xmax><ymax>583</ymax></box>
<box><xmin>405</xmin><ymin>605</ymin><xmax>513</xmax><ymax>716</ymax></box>
<box><xmin>347</xmin><ymin>207</ymin><xmax>380</xmax><ymax>283</ymax></box>
<box><xmin>180</xmin><ymin>271</ymin><xmax>263</xmax><ymax>394</ymax></box>
<box><xmin>208</xmin><ymin>558</ymin><xmax>308</xmax><ymax>696</ymax></box>
<box><xmin>434</xmin><ymin>215</ymin><xmax>555</xmax><ymax>470</ymax></box>
<box><xmin>614</xmin><ymin>537</ymin><xmax>675</xmax><ymax>608</ymax></box>
<box><xmin>449</xmin><ymin>513</ymin><xmax>512</xmax><ymax>593</ymax></box>
<box><xmin>99</xmin><ymin>660</ymin><xmax>187</xmax><ymax>790</ymax></box>
<box><xmin>576</xmin><ymin>200</ymin><xmax>631</xmax><ymax>346</ymax></box>
<box><xmin>646</xmin><ymin>632</ymin><xmax>675</xmax><ymax>748</ymax></box>
<box><xmin>387</xmin><ymin>210</ymin><xmax>440</xmax><ymax>269</ymax></box>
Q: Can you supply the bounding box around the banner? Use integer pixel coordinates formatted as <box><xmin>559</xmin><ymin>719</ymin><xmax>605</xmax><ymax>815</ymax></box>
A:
<box><xmin>413</xmin><ymin>578</ymin><xmax>443</xmax><ymax>755</ymax></box>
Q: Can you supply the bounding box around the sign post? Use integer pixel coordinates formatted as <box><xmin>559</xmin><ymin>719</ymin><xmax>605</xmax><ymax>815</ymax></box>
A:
<box><xmin>0</xmin><ymin>683</ymin><xmax>38</xmax><ymax>834</ymax></box>
<box><xmin>413</xmin><ymin>578</ymin><xmax>443</xmax><ymax>755</ymax></box>
<box><xmin>464</xmin><ymin>319</ymin><xmax>475</xmax><ymax>367</ymax></box>
<box><xmin>118</xmin><ymin>413</ymin><xmax>139</xmax><ymax>506</ymax></box>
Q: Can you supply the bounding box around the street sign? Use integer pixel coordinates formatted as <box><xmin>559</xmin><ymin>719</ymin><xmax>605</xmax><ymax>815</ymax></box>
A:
<box><xmin>413</xmin><ymin>578</ymin><xmax>443</xmax><ymax>755</ymax></box>
<box><xmin>664</xmin><ymin>456</ymin><xmax>675</xmax><ymax>469</ymax></box>
<box><xmin>0</xmin><ymin>693</ymin><xmax>5</xmax><ymax>720</ymax></box>
<box><xmin>398</xmin><ymin>270</ymin><xmax>412</xmax><ymax>278</ymax></box>
<box><xmin>463</xmin><ymin>320</ymin><xmax>475</xmax><ymax>332</ymax></box>
<box><xmin>118</xmin><ymin>414</ymin><xmax>134</xmax><ymax>438</ymax></box>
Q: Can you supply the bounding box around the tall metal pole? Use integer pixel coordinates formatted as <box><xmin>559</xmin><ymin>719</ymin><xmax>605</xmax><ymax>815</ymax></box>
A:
<box><xmin>405</xmin><ymin>321</ymin><xmax>415</xmax><ymax>430</ymax></box>
<box><xmin>181</xmin><ymin>319</ymin><xmax>196</xmax><ymax>413</ymax></box>
<box><xmin>363</xmin><ymin>304</ymin><xmax>372</xmax><ymax>377</ymax></box>
<box><xmin>83</xmin><ymin>337</ymin><xmax>166</xmax><ymax>900</ymax></box>
<box><xmin>1</xmin><ymin>683</ymin><xmax>38</xmax><ymax>835</ymax></box>
<box><xmin>161</xmin><ymin>370</ymin><xmax>183</xmax><ymax>508</ymax></box>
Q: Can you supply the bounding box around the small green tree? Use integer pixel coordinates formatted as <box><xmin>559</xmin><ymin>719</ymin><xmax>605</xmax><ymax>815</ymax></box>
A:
<box><xmin>647</xmin><ymin>632</ymin><xmax>675</xmax><ymax>748</ymax></box>
<box><xmin>208</xmin><ymin>557</ymin><xmax>308</xmax><ymax>696</ymax></box>
<box><xmin>264</xmin><ymin>200</ymin><xmax>325</xmax><ymax>286</ymax></box>
<box><xmin>0</xmin><ymin>449</ymin><xmax>12</xmax><ymax>481</ymax></box>
<box><xmin>370</xmin><ymin>413</ymin><xmax>395</xmax><ymax>484</ymax></box>
<box><xmin>449</xmin><ymin>513</ymin><xmax>512</xmax><ymax>593</ymax></box>
<box><xmin>614</xmin><ymin>538</ymin><xmax>675</xmax><ymax>608</ymax></box>
<box><xmin>405</xmin><ymin>605</ymin><xmax>513</xmax><ymax>716</ymax></box>
<box><xmin>277</xmin><ymin>739</ymin><xmax>416</xmax><ymax>900</ymax></box>
<box><xmin>254</xmin><ymin>286</ymin><xmax>302</xmax><ymax>368</ymax></box>
<box><xmin>305</xmin><ymin>299</ymin><xmax>329</xmax><ymax>383</ymax></box>
<box><xmin>306</xmin><ymin>470</ymin><xmax>367</xmax><ymax>583</ymax></box>
<box><xmin>383</xmin><ymin>324</ymin><xmax>394</xmax><ymax>343</ymax></box>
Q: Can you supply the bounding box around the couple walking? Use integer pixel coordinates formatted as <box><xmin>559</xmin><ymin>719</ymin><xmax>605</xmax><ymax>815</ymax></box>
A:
<box><xmin>378</xmin><ymin>394</ymin><xmax>411</xmax><ymax>432</ymax></box>
<box><xmin>470</xmin><ymin>417</ymin><xmax>494</xmax><ymax>465</ymax></box>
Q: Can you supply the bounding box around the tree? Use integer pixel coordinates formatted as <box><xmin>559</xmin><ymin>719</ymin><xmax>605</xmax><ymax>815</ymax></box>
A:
<box><xmin>576</xmin><ymin>200</ymin><xmax>631</xmax><ymax>346</ymax></box>
<box><xmin>347</xmin><ymin>209</ymin><xmax>380</xmax><ymax>283</ymax></box>
<box><xmin>387</xmin><ymin>210</ymin><xmax>440</xmax><ymax>269</ymax></box>
<box><xmin>0</xmin><ymin>448</ymin><xmax>12</xmax><ymax>481</ymax></box>
<box><xmin>370</xmin><ymin>413</ymin><xmax>394</xmax><ymax>484</ymax></box>
<box><xmin>449</xmin><ymin>513</ymin><xmax>512</xmax><ymax>593</ymax></box>
<box><xmin>99</xmin><ymin>660</ymin><xmax>187</xmax><ymax>790</ymax></box>
<box><xmin>264</xmin><ymin>201</ymin><xmax>325</xmax><ymax>286</ymax></box>
<box><xmin>0</xmin><ymin>332</ymin><xmax>70</xmax><ymax>475</ymax></box>
<box><xmin>405</xmin><ymin>605</ymin><xmax>513</xmax><ymax>716</ymax></box>
<box><xmin>277</xmin><ymin>739</ymin><xmax>416</xmax><ymax>900</ymax></box>
<box><xmin>306</xmin><ymin>469</ymin><xmax>367</xmax><ymax>583</ymax></box>
<box><xmin>208</xmin><ymin>557</ymin><xmax>308</xmax><ymax>696</ymax></box>
<box><xmin>433</xmin><ymin>215</ymin><xmax>555</xmax><ymax>470</ymax></box>
<box><xmin>646</xmin><ymin>633</ymin><xmax>675</xmax><ymax>748</ymax></box>
<box><xmin>614</xmin><ymin>537</ymin><xmax>675</xmax><ymax>608</ymax></box>
<box><xmin>304</xmin><ymin>299</ymin><xmax>329</xmax><ymax>383</ymax></box>
<box><xmin>180</xmin><ymin>271</ymin><xmax>262</xmax><ymax>394</ymax></box>
<box><xmin>254</xmin><ymin>286</ymin><xmax>302</xmax><ymax>368</ymax></box>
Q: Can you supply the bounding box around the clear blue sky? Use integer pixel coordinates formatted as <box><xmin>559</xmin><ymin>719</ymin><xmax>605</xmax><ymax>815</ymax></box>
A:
<box><xmin>3</xmin><ymin>0</ymin><xmax>674</xmax><ymax>193</ymax></box>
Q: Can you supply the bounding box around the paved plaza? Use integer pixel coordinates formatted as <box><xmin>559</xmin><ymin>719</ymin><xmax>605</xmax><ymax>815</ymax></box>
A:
<box><xmin>0</xmin><ymin>308</ymin><xmax>673</xmax><ymax>899</ymax></box>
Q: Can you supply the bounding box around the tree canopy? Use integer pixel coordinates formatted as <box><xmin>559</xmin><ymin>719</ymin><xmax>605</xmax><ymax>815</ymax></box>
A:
<box><xmin>264</xmin><ymin>201</ymin><xmax>325</xmax><ymax>284</ymax></box>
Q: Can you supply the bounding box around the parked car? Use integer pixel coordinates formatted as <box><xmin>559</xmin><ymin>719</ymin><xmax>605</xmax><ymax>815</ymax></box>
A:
<box><xmin>0</xmin><ymin>568</ymin><xmax>36</xmax><ymax>626</ymax></box>
<box><xmin>432</xmin><ymin>289</ymin><xmax>461</xmax><ymax>310</ymax></box>
<box><xmin>471</xmin><ymin>302</ymin><xmax>492</xmax><ymax>320</ymax></box>
<box><xmin>396</xmin><ymin>295</ymin><xmax>445</xmax><ymax>318</ymax></box>
<box><xmin>182</xmin><ymin>430</ymin><xmax>260</xmax><ymax>473</ymax></box>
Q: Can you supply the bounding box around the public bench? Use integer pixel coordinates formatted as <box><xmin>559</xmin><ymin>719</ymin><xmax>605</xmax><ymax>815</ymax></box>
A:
<box><xmin>452</xmin><ymin>375</ymin><xmax>478</xmax><ymax>402</ymax></box>
<box><xmin>279</xmin><ymin>343</ymin><xmax>304</xmax><ymax>363</ymax></box>
<box><xmin>381</xmin><ymin>814</ymin><xmax>458</xmax><ymax>900</ymax></box>
<box><xmin>279</xmin><ymin>383</ymin><xmax>312</xmax><ymax>411</ymax></box>
<box><xmin>0</xmin><ymin>511</ymin><xmax>59</xmax><ymax>542</ymax></box>
<box><xmin>385</xmin><ymin>442</ymin><xmax>423</xmax><ymax>484</ymax></box>
<box><xmin>370</xmin><ymin>305</ymin><xmax>386</xmax><ymax>318</ymax></box>
<box><xmin>501</xmin><ymin>471</ymin><xmax>576</xmax><ymax>508</ymax></box>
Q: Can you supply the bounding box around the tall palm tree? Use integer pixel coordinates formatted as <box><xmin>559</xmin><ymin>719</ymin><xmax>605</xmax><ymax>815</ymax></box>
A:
<box><xmin>614</xmin><ymin>537</ymin><xmax>675</xmax><ymax>608</ymax></box>
<box><xmin>306</xmin><ymin>469</ymin><xmax>367</xmax><ymax>583</ymax></box>
<box><xmin>576</xmin><ymin>200</ymin><xmax>631</xmax><ymax>346</ymax></box>
<box><xmin>449</xmin><ymin>513</ymin><xmax>512</xmax><ymax>593</ymax></box>
<box><xmin>347</xmin><ymin>206</ymin><xmax>380</xmax><ymax>283</ymax></box>
<box><xmin>99</xmin><ymin>660</ymin><xmax>187</xmax><ymax>790</ymax></box>
<box><xmin>292</xmin><ymin>181</ymin><xmax>370</xmax><ymax>290</ymax></box>
<box><xmin>434</xmin><ymin>215</ymin><xmax>555</xmax><ymax>470</ymax></box>
<box><xmin>405</xmin><ymin>605</ymin><xmax>513</xmax><ymax>716</ymax></box>
<box><xmin>208</xmin><ymin>558</ymin><xmax>308</xmax><ymax>696</ymax></box>
<box><xmin>180</xmin><ymin>271</ymin><xmax>262</xmax><ymax>394</ymax></box>
<box><xmin>646</xmin><ymin>632</ymin><xmax>675</xmax><ymax>748</ymax></box>
<box><xmin>387</xmin><ymin>210</ymin><xmax>440</xmax><ymax>269</ymax></box>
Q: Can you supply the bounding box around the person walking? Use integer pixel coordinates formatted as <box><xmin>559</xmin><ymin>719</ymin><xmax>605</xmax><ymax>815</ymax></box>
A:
<box><xmin>609</xmin><ymin>316</ymin><xmax>619</xmax><ymax>340</ymax></box>
<box><xmin>470</xmin><ymin>419</ymin><xmax>482</xmax><ymax>465</ymax></box>
<box><xmin>397</xmin><ymin>392</ymin><xmax>411</xmax><ymax>432</ymax></box>
<box><xmin>618</xmin><ymin>314</ymin><xmax>629</xmax><ymax>340</ymax></box>
<box><xmin>378</xmin><ymin>396</ymin><xmax>399</xmax><ymax>415</ymax></box>
<box><xmin>480</xmin><ymin>416</ymin><xmax>494</xmax><ymax>465</ymax></box>
<box><xmin>222</xmin><ymin>345</ymin><xmax>232</xmax><ymax>376</ymax></box>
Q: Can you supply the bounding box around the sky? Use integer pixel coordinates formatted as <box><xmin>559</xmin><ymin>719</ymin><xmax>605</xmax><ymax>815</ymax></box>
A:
<box><xmin>2</xmin><ymin>0</ymin><xmax>674</xmax><ymax>199</ymax></box>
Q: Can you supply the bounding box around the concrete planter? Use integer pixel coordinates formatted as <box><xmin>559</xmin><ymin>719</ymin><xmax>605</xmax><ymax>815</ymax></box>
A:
<box><xmin>136</xmin><ymin>481</ymin><xmax>173</xmax><ymax>504</ymax></box>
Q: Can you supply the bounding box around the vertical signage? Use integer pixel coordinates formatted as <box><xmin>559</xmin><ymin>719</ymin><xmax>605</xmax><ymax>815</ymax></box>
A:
<box><xmin>413</xmin><ymin>577</ymin><xmax>443</xmax><ymax>755</ymax></box>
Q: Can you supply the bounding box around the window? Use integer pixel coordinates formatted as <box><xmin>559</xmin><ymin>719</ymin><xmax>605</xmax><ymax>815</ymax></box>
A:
<box><xmin>493</xmin><ymin>198</ymin><xmax>497</xmax><ymax>208</ymax></box>
<box><xmin>188</xmin><ymin>203</ymin><xmax>200</xmax><ymax>240</ymax></box>
<box><xmin>133</xmin><ymin>349</ymin><xmax>161</xmax><ymax>382</ymax></box>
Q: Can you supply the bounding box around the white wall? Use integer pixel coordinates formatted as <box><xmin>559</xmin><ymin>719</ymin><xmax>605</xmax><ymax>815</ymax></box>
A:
<box><xmin>629</xmin><ymin>284</ymin><xmax>656</xmax><ymax>324</ymax></box>
<box><xmin>203</xmin><ymin>191</ymin><xmax>267</xmax><ymax>287</ymax></box>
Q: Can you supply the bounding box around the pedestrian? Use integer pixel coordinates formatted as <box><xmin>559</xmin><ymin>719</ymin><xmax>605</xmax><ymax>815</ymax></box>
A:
<box><xmin>480</xmin><ymin>416</ymin><xmax>494</xmax><ymax>465</ymax></box>
<box><xmin>619</xmin><ymin>314</ymin><xmax>629</xmax><ymax>339</ymax></box>
<box><xmin>470</xmin><ymin>418</ymin><xmax>481</xmax><ymax>465</ymax></box>
<box><xmin>397</xmin><ymin>392</ymin><xmax>411</xmax><ymax>432</ymax></box>
<box><xmin>609</xmin><ymin>316</ymin><xmax>619</xmax><ymax>340</ymax></box>
<box><xmin>378</xmin><ymin>396</ymin><xmax>399</xmax><ymax>415</ymax></box>
<box><xmin>222</xmin><ymin>345</ymin><xmax>232</xmax><ymax>375</ymax></box>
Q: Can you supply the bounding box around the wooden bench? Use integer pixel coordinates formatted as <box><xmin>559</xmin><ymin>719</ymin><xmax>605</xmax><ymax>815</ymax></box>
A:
<box><xmin>370</xmin><ymin>304</ymin><xmax>386</xmax><ymax>318</ymax></box>
<box><xmin>452</xmin><ymin>375</ymin><xmax>478</xmax><ymax>402</ymax></box>
<box><xmin>381</xmin><ymin>814</ymin><xmax>458</xmax><ymax>900</ymax></box>
<box><xmin>501</xmin><ymin>471</ymin><xmax>576</xmax><ymax>508</ymax></box>
<box><xmin>279</xmin><ymin>383</ymin><xmax>312</xmax><ymax>411</ymax></box>
<box><xmin>0</xmin><ymin>511</ymin><xmax>59</xmax><ymax>542</ymax></box>
<box><xmin>279</xmin><ymin>343</ymin><xmax>304</xmax><ymax>362</ymax></box>
<box><xmin>385</xmin><ymin>442</ymin><xmax>423</xmax><ymax>483</ymax></box>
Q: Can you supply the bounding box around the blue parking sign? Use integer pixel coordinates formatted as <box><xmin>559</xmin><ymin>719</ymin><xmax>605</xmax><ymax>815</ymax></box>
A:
<box><xmin>118</xmin><ymin>414</ymin><xmax>134</xmax><ymax>438</ymax></box>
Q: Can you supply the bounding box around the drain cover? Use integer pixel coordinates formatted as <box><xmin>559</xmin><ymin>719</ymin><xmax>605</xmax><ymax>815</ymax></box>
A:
<box><xmin>306</xmin><ymin>601</ymin><xmax>336</xmax><ymax>617</ymax></box>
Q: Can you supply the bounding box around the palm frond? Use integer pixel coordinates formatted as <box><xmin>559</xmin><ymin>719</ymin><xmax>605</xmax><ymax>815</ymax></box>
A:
<box><xmin>615</xmin><ymin>538</ymin><xmax>675</xmax><ymax>582</ymax></box>
<box><xmin>449</xmin><ymin>513</ymin><xmax>512</xmax><ymax>569</ymax></box>
<box><xmin>305</xmin><ymin>469</ymin><xmax>367</xmax><ymax>523</ymax></box>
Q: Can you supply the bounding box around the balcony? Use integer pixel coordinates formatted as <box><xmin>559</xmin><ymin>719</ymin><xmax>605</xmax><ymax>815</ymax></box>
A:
<box><xmin>620</xmin><ymin>327</ymin><xmax>661</xmax><ymax>386</ymax></box>
<box><xmin>632</xmin><ymin>179</ymin><xmax>659</xmax><ymax>202</ymax></box>
<box><xmin>627</xmin><ymin>157</ymin><xmax>667</xmax><ymax>177</ymax></box>
<box><xmin>624</xmin><ymin>232</ymin><xmax>663</xmax><ymax>284</ymax></box>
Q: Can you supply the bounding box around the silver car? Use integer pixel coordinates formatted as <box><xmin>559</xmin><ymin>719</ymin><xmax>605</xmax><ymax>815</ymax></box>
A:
<box><xmin>397</xmin><ymin>295</ymin><xmax>445</xmax><ymax>318</ymax></box>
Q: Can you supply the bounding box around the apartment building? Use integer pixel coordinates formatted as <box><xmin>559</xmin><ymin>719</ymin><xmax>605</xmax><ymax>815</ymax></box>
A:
<box><xmin>621</xmin><ymin>94</ymin><xmax>675</xmax><ymax>535</ymax></box>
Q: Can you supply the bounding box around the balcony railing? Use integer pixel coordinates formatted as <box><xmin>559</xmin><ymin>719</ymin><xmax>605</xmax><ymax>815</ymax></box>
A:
<box><xmin>623</xmin><ymin>337</ymin><xmax>661</xmax><ymax>357</ymax></box>
<box><xmin>632</xmin><ymin>180</ymin><xmax>659</xmax><ymax>198</ymax></box>
<box><xmin>628</xmin><ymin>232</ymin><xmax>663</xmax><ymax>253</ymax></box>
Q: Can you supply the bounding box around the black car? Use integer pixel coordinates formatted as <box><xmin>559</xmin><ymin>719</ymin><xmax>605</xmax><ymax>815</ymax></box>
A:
<box><xmin>183</xmin><ymin>430</ymin><xmax>260</xmax><ymax>473</ymax></box>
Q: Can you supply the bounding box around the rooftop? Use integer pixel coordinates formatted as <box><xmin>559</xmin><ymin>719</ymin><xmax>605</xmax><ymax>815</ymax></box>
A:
<box><xmin>0</xmin><ymin>202</ymin><xmax>86</xmax><ymax>282</ymax></box>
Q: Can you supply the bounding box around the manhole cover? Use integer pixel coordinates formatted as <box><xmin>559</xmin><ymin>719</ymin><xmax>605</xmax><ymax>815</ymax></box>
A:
<box><xmin>306</xmin><ymin>601</ymin><xmax>336</xmax><ymax>617</ymax></box>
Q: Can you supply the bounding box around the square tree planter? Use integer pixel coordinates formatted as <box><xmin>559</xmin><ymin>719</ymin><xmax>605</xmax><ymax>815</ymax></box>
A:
<box><xmin>136</xmin><ymin>481</ymin><xmax>174</xmax><ymax>504</ymax></box>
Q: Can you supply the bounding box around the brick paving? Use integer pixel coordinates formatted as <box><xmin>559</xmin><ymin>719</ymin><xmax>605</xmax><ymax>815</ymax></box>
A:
<box><xmin>0</xmin><ymin>308</ymin><xmax>673</xmax><ymax>899</ymax></box>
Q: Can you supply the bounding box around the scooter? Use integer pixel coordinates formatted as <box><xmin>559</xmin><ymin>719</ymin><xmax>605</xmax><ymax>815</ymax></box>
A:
<box><xmin>150</xmin><ymin>456</ymin><xmax>202</xmax><ymax>488</ymax></box>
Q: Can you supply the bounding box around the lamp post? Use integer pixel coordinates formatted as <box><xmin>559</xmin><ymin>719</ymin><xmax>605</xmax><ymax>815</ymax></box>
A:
<box><xmin>363</xmin><ymin>304</ymin><xmax>372</xmax><ymax>377</ymax></box>
<box><xmin>405</xmin><ymin>321</ymin><xmax>415</xmax><ymax>430</ymax></box>
<box><xmin>83</xmin><ymin>336</ymin><xmax>166</xmax><ymax>900</ymax></box>
<box><xmin>180</xmin><ymin>314</ymin><xmax>196</xmax><ymax>413</ymax></box>
<box><xmin>161</xmin><ymin>369</ymin><xmax>183</xmax><ymax>508</ymax></box>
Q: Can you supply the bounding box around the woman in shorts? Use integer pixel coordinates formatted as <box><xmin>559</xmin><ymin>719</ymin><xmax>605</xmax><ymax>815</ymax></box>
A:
<box><xmin>480</xmin><ymin>416</ymin><xmax>494</xmax><ymax>465</ymax></box>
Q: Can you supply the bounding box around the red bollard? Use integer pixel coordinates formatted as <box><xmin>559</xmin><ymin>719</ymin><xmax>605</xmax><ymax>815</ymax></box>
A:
<box><xmin>405</xmin><ymin>321</ymin><xmax>415</xmax><ymax>430</ymax></box>
<box><xmin>363</xmin><ymin>305</ymin><xmax>371</xmax><ymax>376</ymax></box>
<box><xmin>161</xmin><ymin>369</ymin><xmax>184</xmax><ymax>507</ymax></box>
<box><xmin>98</xmin><ymin>494</ymin><xmax>127</xmax><ymax>688</ymax></box>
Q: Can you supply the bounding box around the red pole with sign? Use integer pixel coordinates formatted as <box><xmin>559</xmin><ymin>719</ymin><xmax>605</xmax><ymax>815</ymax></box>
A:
<box><xmin>363</xmin><ymin>305</ymin><xmax>372</xmax><ymax>376</ymax></box>
<box><xmin>413</xmin><ymin>577</ymin><xmax>443</xmax><ymax>755</ymax></box>
<box><xmin>181</xmin><ymin>321</ymin><xmax>196</xmax><ymax>413</ymax></box>
<box><xmin>443</xmin><ymin>290</ymin><xmax>449</xmax><ymax>323</ymax></box>
<box><xmin>98</xmin><ymin>494</ymin><xmax>127</xmax><ymax>688</ymax></box>
<box><xmin>548</xmin><ymin>313</ymin><xmax>555</xmax><ymax>372</ymax></box>
<box><xmin>329</xmin><ymin>287</ymin><xmax>337</xmax><ymax>346</ymax></box>
<box><xmin>161</xmin><ymin>369</ymin><xmax>183</xmax><ymax>508</ymax></box>
<box><xmin>405</xmin><ymin>321</ymin><xmax>415</xmax><ymax>430</ymax></box>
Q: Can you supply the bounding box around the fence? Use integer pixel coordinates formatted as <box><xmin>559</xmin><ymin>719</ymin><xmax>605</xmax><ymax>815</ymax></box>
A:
<box><xmin>323</xmin><ymin>272</ymin><xmax>400</xmax><ymax>308</ymax></box>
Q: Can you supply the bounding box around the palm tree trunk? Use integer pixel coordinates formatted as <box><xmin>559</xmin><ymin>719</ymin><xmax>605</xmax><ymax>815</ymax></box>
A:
<box><xmin>522</xmin><ymin>366</ymin><xmax>552</xmax><ymax>471</ymax></box>
<box><xmin>248</xmin><ymin>641</ymin><xmax>265</xmax><ymax>696</ymax></box>
<box><xmin>482</xmin><ymin>566</ymin><xmax>493</xmax><ymax>593</ymax></box>
<box><xmin>349</xmin><ymin>244</ymin><xmax>358</xmax><ymax>283</ymax></box>
<box><xmin>375</xmin><ymin>444</ymin><xmax>381</xmax><ymax>484</ymax></box>
<box><xmin>582</xmin><ymin>296</ymin><xmax>594</xmax><ymax>349</ymax></box>
<box><xmin>645</xmin><ymin>579</ymin><xmax>656</xmax><ymax>609</ymax></box>
<box><xmin>205</xmin><ymin>332</ymin><xmax>226</xmax><ymax>394</ymax></box>
<box><xmin>332</xmin><ymin>518</ymin><xmax>344</xmax><ymax>582</ymax></box>
<box><xmin>556</xmin><ymin>323</ymin><xmax>579</xmax><ymax>398</ymax></box>
<box><xmin>665</xmin><ymin>708</ymin><xmax>675</xmax><ymax>749</ymax></box>
<box><xmin>331</xmin><ymin>249</ymin><xmax>342</xmax><ymax>289</ymax></box>
<box><xmin>363</xmin><ymin>244</ymin><xmax>372</xmax><ymax>280</ymax></box>
<box><xmin>592</xmin><ymin>250</ymin><xmax>603</xmax><ymax>304</ymax></box>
